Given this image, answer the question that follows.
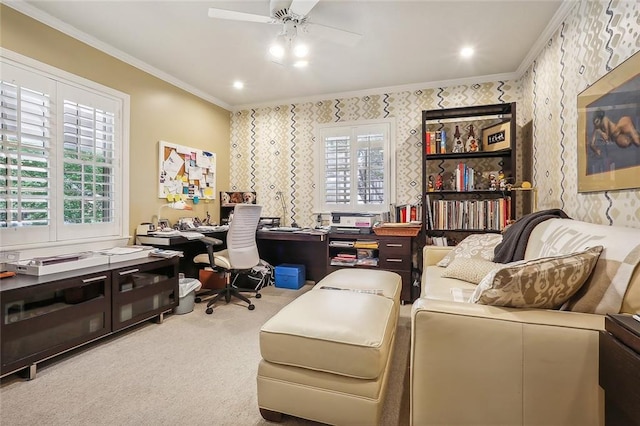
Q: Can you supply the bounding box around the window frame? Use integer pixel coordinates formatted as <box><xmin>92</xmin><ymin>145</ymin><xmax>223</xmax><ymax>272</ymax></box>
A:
<box><xmin>1</xmin><ymin>48</ymin><xmax>130</xmax><ymax>256</ymax></box>
<box><xmin>315</xmin><ymin>119</ymin><xmax>396</xmax><ymax>214</ymax></box>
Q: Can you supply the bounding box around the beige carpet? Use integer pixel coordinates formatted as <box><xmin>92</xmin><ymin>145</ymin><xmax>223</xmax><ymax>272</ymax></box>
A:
<box><xmin>0</xmin><ymin>284</ymin><xmax>412</xmax><ymax>426</ymax></box>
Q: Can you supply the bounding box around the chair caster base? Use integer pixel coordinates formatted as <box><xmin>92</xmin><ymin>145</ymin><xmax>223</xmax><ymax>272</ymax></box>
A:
<box><xmin>256</xmin><ymin>293</ymin><xmax>262</xmax><ymax>299</ymax></box>
<box><xmin>206</xmin><ymin>307</ymin><xmax>214</xmax><ymax>314</ymax></box>
<box><xmin>248</xmin><ymin>304</ymin><xmax>255</xmax><ymax>311</ymax></box>
<box><xmin>195</xmin><ymin>297</ymin><xmax>202</xmax><ymax>303</ymax></box>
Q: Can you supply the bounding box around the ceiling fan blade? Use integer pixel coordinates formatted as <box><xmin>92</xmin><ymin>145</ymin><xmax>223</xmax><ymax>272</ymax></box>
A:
<box><xmin>306</xmin><ymin>22</ymin><xmax>362</xmax><ymax>47</ymax></box>
<box><xmin>289</xmin><ymin>0</ymin><xmax>320</xmax><ymax>17</ymax></box>
<box><xmin>208</xmin><ymin>7</ymin><xmax>273</xmax><ymax>24</ymax></box>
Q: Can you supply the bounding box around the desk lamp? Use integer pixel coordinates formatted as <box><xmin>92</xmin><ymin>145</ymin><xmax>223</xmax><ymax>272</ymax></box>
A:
<box><xmin>156</xmin><ymin>199</ymin><xmax>192</xmax><ymax>229</ymax></box>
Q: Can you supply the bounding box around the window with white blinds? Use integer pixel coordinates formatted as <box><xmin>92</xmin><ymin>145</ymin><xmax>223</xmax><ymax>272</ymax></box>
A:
<box><xmin>317</xmin><ymin>121</ymin><xmax>394</xmax><ymax>213</ymax></box>
<box><xmin>0</xmin><ymin>80</ymin><xmax>52</xmax><ymax>229</ymax></box>
<box><xmin>1</xmin><ymin>55</ymin><xmax>128</xmax><ymax>249</ymax></box>
<box><xmin>61</xmin><ymin>96</ymin><xmax>116</xmax><ymax>228</ymax></box>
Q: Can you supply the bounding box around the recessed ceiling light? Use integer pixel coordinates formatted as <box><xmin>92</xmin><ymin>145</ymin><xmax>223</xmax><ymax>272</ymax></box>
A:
<box><xmin>233</xmin><ymin>81</ymin><xmax>244</xmax><ymax>89</ymax></box>
<box><xmin>460</xmin><ymin>47</ymin><xmax>474</xmax><ymax>58</ymax></box>
<box><xmin>269</xmin><ymin>43</ymin><xmax>285</xmax><ymax>59</ymax></box>
<box><xmin>293</xmin><ymin>60</ymin><xmax>308</xmax><ymax>68</ymax></box>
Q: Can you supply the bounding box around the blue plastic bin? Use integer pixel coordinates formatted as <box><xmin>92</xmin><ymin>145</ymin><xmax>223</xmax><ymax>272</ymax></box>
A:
<box><xmin>275</xmin><ymin>264</ymin><xmax>306</xmax><ymax>289</ymax></box>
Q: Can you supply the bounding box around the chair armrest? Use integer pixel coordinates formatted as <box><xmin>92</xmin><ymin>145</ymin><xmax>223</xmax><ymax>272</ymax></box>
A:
<box><xmin>201</xmin><ymin>236</ymin><xmax>223</xmax><ymax>246</ymax></box>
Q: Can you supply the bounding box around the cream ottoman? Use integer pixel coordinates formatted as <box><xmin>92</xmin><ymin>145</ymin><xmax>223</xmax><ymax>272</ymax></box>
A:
<box><xmin>257</xmin><ymin>269</ymin><xmax>401</xmax><ymax>425</ymax></box>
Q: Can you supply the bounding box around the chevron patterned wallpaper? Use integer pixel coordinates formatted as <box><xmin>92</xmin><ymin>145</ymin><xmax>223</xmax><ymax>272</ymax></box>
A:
<box><xmin>230</xmin><ymin>0</ymin><xmax>640</xmax><ymax>229</ymax></box>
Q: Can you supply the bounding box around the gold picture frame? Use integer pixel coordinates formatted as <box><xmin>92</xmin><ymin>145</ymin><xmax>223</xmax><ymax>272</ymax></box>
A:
<box><xmin>481</xmin><ymin>120</ymin><xmax>511</xmax><ymax>152</ymax></box>
<box><xmin>577</xmin><ymin>50</ymin><xmax>640</xmax><ymax>192</ymax></box>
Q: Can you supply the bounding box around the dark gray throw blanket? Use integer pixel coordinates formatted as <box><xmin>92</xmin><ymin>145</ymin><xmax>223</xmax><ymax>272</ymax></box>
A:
<box><xmin>493</xmin><ymin>209</ymin><xmax>571</xmax><ymax>263</ymax></box>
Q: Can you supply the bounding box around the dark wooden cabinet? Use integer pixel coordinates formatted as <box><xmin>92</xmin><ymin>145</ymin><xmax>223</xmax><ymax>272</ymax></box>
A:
<box><xmin>599</xmin><ymin>314</ymin><xmax>640</xmax><ymax>426</ymax></box>
<box><xmin>327</xmin><ymin>233</ymin><xmax>413</xmax><ymax>303</ymax></box>
<box><xmin>0</xmin><ymin>256</ymin><xmax>178</xmax><ymax>379</ymax></box>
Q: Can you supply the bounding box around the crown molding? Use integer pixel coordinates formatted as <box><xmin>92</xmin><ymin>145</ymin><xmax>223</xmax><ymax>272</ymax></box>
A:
<box><xmin>4</xmin><ymin>0</ymin><xmax>232</xmax><ymax>111</ymax></box>
<box><xmin>231</xmin><ymin>72</ymin><xmax>519</xmax><ymax>111</ymax></box>
<box><xmin>515</xmin><ymin>0</ymin><xmax>576</xmax><ymax>77</ymax></box>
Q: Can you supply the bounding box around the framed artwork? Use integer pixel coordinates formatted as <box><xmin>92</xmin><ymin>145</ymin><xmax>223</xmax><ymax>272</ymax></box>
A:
<box><xmin>481</xmin><ymin>120</ymin><xmax>511</xmax><ymax>152</ymax></box>
<box><xmin>577</xmin><ymin>50</ymin><xmax>640</xmax><ymax>192</ymax></box>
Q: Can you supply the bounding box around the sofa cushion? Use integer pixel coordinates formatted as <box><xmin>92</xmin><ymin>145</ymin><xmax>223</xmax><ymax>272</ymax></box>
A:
<box><xmin>470</xmin><ymin>246</ymin><xmax>603</xmax><ymax>309</ymax></box>
<box><xmin>442</xmin><ymin>258</ymin><xmax>501</xmax><ymax>284</ymax></box>
<box><xmin>437</xmin><ymin>234</ymin><xmax>503</xmax><ymax>267</ymax></box>
<box><xmin>422</xmin><ymin>265</ymin><xmax>477</xmax><ymax>301</ymax></box>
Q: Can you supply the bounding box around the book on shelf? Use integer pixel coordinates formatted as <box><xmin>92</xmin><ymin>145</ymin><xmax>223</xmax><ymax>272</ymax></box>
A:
<box><xmin>429</xmin><ymin>236</ymin><xmax>449</xmax><ymax>246</ymax></box>
<box><xmin>425</xmin><ymin>130</ymin><xmax>447</xmax><ymax>154</ymax></box>
<box><xmin>428</xmin><ymin>197</ymin><xmax>511</xmax><ymax>231</ymax></box>
<box><xmin>395</xmin><ymin>204</ymin><xmax>421</xmax><ymax>223</ymax></box>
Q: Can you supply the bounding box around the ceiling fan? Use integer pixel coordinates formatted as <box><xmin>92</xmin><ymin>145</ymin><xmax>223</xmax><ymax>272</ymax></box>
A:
<box><xmin>207</xmin><ymin>0</ymin><xmax>362</xmax><ymax>47</ymax></box>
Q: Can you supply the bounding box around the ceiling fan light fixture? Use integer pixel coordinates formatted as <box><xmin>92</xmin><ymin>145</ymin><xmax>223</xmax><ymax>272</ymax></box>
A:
<box><xmin>293</xmin><ymin>42</ymin><xmax>309</xmax><ymax>58</ymax></box>
<box><xmin>269</xmin><ymin>42</ymin><xmax>286</xmax><ymax>59</ymax></box>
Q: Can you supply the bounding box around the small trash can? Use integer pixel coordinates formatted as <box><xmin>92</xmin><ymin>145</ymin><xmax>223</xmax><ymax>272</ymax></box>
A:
<box><xmin>174</xmin><ymin>278</ymin><xmax>202</xmax><ymax>315</ymax></box>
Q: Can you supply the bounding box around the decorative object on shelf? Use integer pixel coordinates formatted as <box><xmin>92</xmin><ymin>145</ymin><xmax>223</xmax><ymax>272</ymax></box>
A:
<box><xmin>452</xmin><ymin>125</ymin><xmax>464</xmax><ymax>153</ymax></box>
<box><xmin>435</xmin><ymin>174</ymin><xmax>443</xmax><ymax>191</ymax></box>
<box><xmin>489</xmin><ymin>173</ymin><xmax>498</xmax><ymax>190</ymax></box>
<box><xmin>498</xmin><ymin>170</ymin><xmax>507</xmax><ymax>190</ymax></box>
<box><xmin>577</xmin><ymin>50</ymin><xmax>640</xmax><ymax>192</ymax></box>
<box><xmin>481</xmin><ymin>120</ymin><xmax>511</xmax><ymax>152</ymax></box>
<box><xmin>220</xmin><ymin>191</ymin><xmax>257</xmax><ymax>224</ymax></box>
<box><xmin>428</xmin><ymin>175</ymin><xmax>434</xmax><ymax>192</ymax></box>
<box><xmin>465</xmin><ymin>124</ymin><xmax>478</xmax><ymax>152</ymax></box>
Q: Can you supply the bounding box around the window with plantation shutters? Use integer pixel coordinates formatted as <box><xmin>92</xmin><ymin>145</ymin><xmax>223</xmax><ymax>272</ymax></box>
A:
<box><xmin>0</xmin><ymin>81</ymin><xmax>52</xmax><ymax>228</ymax></box>
<box><xmin>317</xmin><ymin>121</ymin><xmax>394</xmax><ymax>213</ymax></box>
<box><xmin>62</xmin><ymin>99</ymin><xmax>116</xmax><ymax>225</ymax></box>
<box><xmin>1</xmin><ymin>53</ymin><xmax>129</xmax><ymax>249</ymax></box>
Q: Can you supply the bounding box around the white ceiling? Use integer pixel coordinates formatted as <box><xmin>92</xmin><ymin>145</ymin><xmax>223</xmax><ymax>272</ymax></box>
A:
<box><xmin>11</xmin><ymin>0</ymin><xmax>569</xmax><ymax>110</ymax></box>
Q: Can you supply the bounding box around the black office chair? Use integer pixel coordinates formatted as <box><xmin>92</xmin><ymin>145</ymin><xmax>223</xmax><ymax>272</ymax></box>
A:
<box><xmin>193</xmin><ymin>204</ymin><xmax>263</xmax><ymax>314</ymax></box>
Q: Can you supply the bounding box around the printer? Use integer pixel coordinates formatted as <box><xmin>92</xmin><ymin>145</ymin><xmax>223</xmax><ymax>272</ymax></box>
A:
<box><xmin>330</xmin><ymin>212</ymin><xmax>376</xmax><ymax>234</ymax></box>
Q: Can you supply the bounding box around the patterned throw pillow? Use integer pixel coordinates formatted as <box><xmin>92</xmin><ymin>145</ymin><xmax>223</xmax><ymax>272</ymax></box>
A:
<box><xmin>437</xmin><ymin>234</ymin><xmax>503</xmax><ymax>267</ymax></box>
<box><xmin>441</xmin><ymin>258</ymin><xmax>501</xmax><ymax>284</ymax></box>
<box><xmin>469</xmin><ymin>246</ymin><xmax>603</xmax><ymax>309</ymax></box>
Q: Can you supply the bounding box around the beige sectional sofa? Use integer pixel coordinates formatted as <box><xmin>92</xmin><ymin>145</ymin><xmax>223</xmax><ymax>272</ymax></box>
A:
<box><xmin>411</xmin><ymin>218</ymin><xmax>640</xmax><ymax>426</ymax></box>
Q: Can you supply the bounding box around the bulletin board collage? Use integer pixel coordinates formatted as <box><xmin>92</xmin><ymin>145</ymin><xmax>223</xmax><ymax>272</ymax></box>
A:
<box><xmin>158</xmin><ymin>140</ymin><xmax>216</xmax><ymax>203</ymax></box>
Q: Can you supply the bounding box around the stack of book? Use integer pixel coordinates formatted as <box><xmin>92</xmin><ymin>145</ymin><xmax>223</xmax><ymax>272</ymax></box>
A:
<box><xmin>330</xmin><ymin>252</ymin><xmax>357</xmax><ymax>266</ymax></box>
<box><xmin>149</xmin><ymin>249</ymin><xmax>184</xmax><ymax>258</ymax></box>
